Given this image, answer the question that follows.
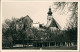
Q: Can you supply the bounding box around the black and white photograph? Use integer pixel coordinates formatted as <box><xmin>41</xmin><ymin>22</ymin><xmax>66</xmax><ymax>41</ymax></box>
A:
<box><xmin>2</xmin><ymin>0</ymin><xmax>79</xmax><ymax>50</ymax></box>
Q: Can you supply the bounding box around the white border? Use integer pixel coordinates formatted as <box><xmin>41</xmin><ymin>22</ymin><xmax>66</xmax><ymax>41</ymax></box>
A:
<box><xmin>1</xmin><ymin>0</ymin><xmax>80</xmax><ymax>52</ymax></box>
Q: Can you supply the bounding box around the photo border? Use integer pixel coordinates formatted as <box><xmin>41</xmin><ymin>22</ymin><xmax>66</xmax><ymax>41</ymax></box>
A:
<box><xmin>1</xmin><ymin>0</ymin><xmax>80</xmax><ymax>52</ymax></box>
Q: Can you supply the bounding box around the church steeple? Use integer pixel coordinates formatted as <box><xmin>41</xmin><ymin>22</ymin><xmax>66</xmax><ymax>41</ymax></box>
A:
<box><xmin>48</xmin><ymin>7</ymin><xmax>52</xmax><ymax>16</ymax></box>
<box><xmin>46</xmin><ymin>7</ymin><xmax>61</xmax><ymax>30</ymax></box>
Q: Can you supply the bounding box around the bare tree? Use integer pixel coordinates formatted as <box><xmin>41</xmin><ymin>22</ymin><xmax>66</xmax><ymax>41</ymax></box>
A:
<box><xmin>53</xmin><ymin>2</ymin><xmax>78</xmax><ymax>46</ymax></box>
<box><xmin>53</xmin><ymin>2</ymin><xmax>78</xmax><ymax>29</ymax></box>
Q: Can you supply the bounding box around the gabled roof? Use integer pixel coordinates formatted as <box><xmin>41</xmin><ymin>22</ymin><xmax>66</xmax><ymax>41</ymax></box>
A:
<box><xmin>46</xmin><ymin>17</ymin><xmax>61</xmax><ymax>30</ymax></box>
<box><xmin>53</xmin><ymin>18</ymin><xmax>61</xmax><ymax>30</ymax></box>
<box><xmin>19</xmin><ymin>15</ymin><xmax>33</xmax><ymax>23</ymax></box>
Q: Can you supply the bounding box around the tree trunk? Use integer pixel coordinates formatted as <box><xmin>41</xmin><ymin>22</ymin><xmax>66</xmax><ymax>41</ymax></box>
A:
<box><xmin>42</xmin><ymin>43</ymin><xmax>43</xmax><ymax>47</ymax></box>
<box><xmin>71</xmin><ymin>42</ymin><xmax>74</xmax><ymax>46</ymax></box>
<box><xmin>9</xmin><ymin>42</ymin><xmax>13</xmax><ymax>48</ymax></box>
<box><xmin>69</xmin><ymin>42</ymin><xmax>71</xmax><ymax>46</ymax></box>
<box><xmin>65</xmin><ymin>42</ymin><xmax>69</xmax><ymax>47</ymax></box>
<box><xmin>47</xmin><ymin>42</ymin><xmax>48</xmax><ymax>46</ymax></box>
<box><xmin>60</xmin><ymin>42</ymin><xmax>62</xmax><ymax>46</ymax></box>
<box><xmin>55</xmin><ymin>42</ymin><xmax>56</xmax><ymax>46</ymax></box>
<box><xmin>36</xmin><ymin>43</ymin><xmax>37</xmax><ymax>47</ymax></box>
<box><xmin>49</xmin><ymin>42</ymin><xmax>50</xmax><ymax>47</ymax></box>
<box><xmin>23</xmin><ymin>40</ymin><xmax>25</xmax><ymax>47</ymax></box>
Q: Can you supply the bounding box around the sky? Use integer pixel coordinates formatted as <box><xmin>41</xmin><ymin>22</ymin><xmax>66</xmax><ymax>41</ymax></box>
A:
<box><xmin>2</xmin><ymin>1</ymin><xmax>68</xmax><ymax>30</ymax></box>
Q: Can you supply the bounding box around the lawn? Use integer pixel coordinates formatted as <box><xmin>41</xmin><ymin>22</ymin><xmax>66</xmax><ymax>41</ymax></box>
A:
<box><xmin>3</xmin><ymin>46</ymin><xmax>77</xmax><ymax>50</ymax></box>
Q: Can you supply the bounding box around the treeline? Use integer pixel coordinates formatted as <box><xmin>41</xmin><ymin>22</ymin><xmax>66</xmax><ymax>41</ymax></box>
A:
<box><xmin>2</xmin><ymin>17</ymin><xmax>77</xmax><ymax>48</ymax></box>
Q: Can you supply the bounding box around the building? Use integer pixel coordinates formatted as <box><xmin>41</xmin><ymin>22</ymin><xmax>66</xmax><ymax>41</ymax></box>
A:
<box><xmin>32</xmin><ymin>22</ymin><xmax>40</xmax><ymax>29</ymax></box>
<box><xmin>16</xmin><ymin>15</ymin><xmax>33</xmax><ymax>30</ymax></box>
<box><xmin>32</xmin><ymin>22</ymin><xmax>45</xmax><ymax>31</ymax></box>
<box><xmin>45</xmin><ymin>7</ymin><xmax>61</xmax><ymax>31</ymax></box>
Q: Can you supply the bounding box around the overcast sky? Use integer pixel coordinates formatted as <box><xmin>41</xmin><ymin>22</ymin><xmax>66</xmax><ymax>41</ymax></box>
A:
<box><xmin>2</xmin><ymin>1</ymin><xmax>68</xmax><ymax>30</ymax></box>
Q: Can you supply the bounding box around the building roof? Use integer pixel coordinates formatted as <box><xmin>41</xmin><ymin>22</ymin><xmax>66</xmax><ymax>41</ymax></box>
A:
<box><xmin>45</xmin><ymin>17</ymin><xmax>61</xmax><ymax>30</ymax></box>
<box><xmin>50</xmin><ymin>18</ymin><xmax>61</xmax><ymax>29</ymax></box>
<box><xmin>19</xmin><ymin>15</ymin><xmax>33</xmax><ymax>23</ymax></box>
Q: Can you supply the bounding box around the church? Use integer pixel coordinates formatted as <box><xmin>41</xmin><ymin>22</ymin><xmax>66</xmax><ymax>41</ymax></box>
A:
<box><xmin>39</xmin><ymin>7</ymin><xmax>61</xmax><ymax>31</ymax></box>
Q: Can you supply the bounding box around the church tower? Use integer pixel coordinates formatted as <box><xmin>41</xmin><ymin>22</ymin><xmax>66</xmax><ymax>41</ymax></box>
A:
<box><xmin>47</xmin><ymin>7</ymin><xmax>53</xmax><ymax>24</ymax></box>
<box><xmin>46</xmin><ymin>7</ymin><xmax>61</xmax><ymax>30</ymax></box>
